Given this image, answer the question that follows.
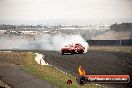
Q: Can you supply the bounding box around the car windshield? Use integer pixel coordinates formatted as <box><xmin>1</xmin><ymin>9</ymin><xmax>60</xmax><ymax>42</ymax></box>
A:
<box><xmin>65</xmin><ymin>45</ymin><xmax>74</xmax><ymax>47</ymax></box>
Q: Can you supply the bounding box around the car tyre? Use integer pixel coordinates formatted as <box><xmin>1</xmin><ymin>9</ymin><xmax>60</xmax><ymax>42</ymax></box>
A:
<box><xmin>71</xmin><ymin>50</ymin><xmax>75</xmax><ymax>54</ymax></box>
<box><xmin>61</xmin><ymin>51</ymin><xmax>64</xmax><ymax>55</ymax></box>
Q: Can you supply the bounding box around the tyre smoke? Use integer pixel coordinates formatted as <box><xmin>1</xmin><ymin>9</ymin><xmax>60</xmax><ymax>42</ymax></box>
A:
<box><xmin>0</xmin><ymin>34</ymin><xmax>89</xmax><ymax>52</ymax></box>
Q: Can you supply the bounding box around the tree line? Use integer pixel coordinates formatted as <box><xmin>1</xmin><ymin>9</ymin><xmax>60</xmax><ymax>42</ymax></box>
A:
<box><xmin>110</xmin><ymin>23</ymin><xmax>132</xmax><ymax>32</ymax></box>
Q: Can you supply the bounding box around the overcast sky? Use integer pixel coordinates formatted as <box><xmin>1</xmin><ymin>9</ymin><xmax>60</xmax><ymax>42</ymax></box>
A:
<box><xmin>0</xmin><ymin>0</ymin><xmax>132</xmax><ymax>24</ymax></box>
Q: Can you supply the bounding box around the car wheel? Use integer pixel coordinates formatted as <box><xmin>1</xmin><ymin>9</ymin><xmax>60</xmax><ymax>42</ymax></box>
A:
<box><xmin>61</xmin><ymin>52</ymin><xmax>64</xmax><ymax>55</ymax></box>
<box><xmin>78</xmin><ymin>50</ymin><xmax>84</xmax><ymax>54</ymax></box>
<box><xmin>71</xmin><ymin>50</ymin><xmax>75</xmax><ymax>54</ymax></box>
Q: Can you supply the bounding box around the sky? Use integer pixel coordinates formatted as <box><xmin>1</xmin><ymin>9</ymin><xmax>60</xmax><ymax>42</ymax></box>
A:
<box><xmin>0</xmin><ymin>0</ymin><xmax>132</xmax><ymax>24</ymax></box>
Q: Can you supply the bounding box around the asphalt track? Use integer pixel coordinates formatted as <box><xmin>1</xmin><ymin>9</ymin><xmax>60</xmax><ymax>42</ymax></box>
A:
<box><xmin>0</xmin><ymin>51</ymin><xmax>59</xmax><ymax>88</ymax></box>
<box><xmin>0</xmin><ymin>65</ymin><xmax>59</xmax><ymax>88</ymax></box>
<box><xmin>40</xmin><ymin>50</ymin><xmax>132</xmax><ymax>88</ymax></box>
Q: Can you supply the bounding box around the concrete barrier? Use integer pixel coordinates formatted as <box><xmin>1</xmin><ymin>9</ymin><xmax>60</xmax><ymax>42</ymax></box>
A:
<box><xmin>35</xmin><ymin>53</ymin><xmax>48</xmax><ymax>65</ymax></box>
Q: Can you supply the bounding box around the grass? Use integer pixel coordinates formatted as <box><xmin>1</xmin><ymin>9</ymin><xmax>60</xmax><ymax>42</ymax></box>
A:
<box><xmin>1</xmin><ymin>46</ymin><xmax>132</xmax><ymax>88</ymax></box>
<box><xmin>0</xmin><ymin>51</ymin><xmax>105</xmax><ymax>88</ymax></box>
<box><xmin>89</xmin><ymin>46</ymin><xmax>132</xmax><ymax>53</ymax></box>
<box><xmin>2</xmin><ymin>46</ymin><xmax>131</xmax><ymax>88</ymax></box>
<box><xmin>22</xmin><ymin>52</ymin><xmax>105</xmax><ymax>88</ymax></box>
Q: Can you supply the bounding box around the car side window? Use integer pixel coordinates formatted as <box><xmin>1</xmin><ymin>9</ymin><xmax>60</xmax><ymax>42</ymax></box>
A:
<box><xmin>75</xmin><ymin>44</ymin><xmax>79</xmax><ymax>48</ymax></box>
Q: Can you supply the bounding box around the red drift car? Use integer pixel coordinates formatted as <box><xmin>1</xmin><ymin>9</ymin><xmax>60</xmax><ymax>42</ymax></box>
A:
<box><xmin>61</xmin><ymin>43</ymin><xmax>85</xmax><ymax>55</ymax></box>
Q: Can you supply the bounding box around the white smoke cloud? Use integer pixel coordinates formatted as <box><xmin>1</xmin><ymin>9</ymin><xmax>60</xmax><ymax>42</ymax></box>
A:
<box><xmin>0</xmin><ymin>34</ymin><xmax>89</xmax><ymax>52</ymax></box>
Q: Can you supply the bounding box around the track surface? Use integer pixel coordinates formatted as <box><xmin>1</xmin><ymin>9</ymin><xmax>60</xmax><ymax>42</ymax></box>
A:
<box><xmin>40</xmin><ymin>50</ymin><xmax>132</xmax><ymax>88</ymax></box>
<box><xmin>0</xmin><ymin>51</ymin><xmax>59</xmax><ymax>88</ymax></box>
